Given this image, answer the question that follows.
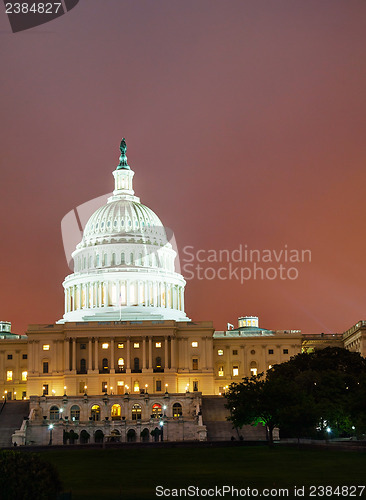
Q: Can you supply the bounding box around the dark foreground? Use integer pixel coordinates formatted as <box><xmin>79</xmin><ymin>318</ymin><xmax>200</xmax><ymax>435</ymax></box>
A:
<box><xmin>35</xmin><ymin>443</ymin><xmax>366</xmax><ymax>500</ymax></box>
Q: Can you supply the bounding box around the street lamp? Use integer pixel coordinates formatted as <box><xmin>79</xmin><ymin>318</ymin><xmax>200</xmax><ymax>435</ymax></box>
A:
<box><xmin>48</xmin><ymin>424</ymin><xmax>54</xmax><ymax>445</ymax></box>
<box><xmin>159</xmin><ymin>420</ymin><xmax>164</xmax><ymax>442</ymax></box>
<box><xmin>165</xmin><ymin>384</ymin><xmax>168</xmax><ymax>393</ymax></box>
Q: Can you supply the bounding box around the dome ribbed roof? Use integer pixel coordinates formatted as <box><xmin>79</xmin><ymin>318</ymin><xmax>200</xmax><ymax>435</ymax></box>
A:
<box><xmin>78</xmin><ymin>199</ymin><xmax>168</xmax><ymax>249</ymax></box>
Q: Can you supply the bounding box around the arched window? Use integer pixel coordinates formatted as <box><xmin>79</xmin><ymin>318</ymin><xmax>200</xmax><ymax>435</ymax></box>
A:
<box><xmin>111</xmin><ymin>404</ymin><xmax>121</xmax><ymax>420</ymax></box>
<box><xmin>152</xmin><ymin>403</ymin><xmax>162</xmax><ymax>418</ymax></box>
<box><xmin>91</xmin><ymin>404</ymin><xmax>100</xmax><ymax>421</ymax></box>
<box><xmin>132</xmin><ymin>404</ymin><xmax>141</xmax><ymax>421</ymax></box>
<box><xmin>130</xmin><ymin>252</ymin><xmax>134</xmax><ymax>265</ymax></box>
<box><xmin>103</xmin><ymin>254</ymin><xmax>107</xmax><ymax>266</ymax></box>
<box><xmin>111</xmin><ymin>253</ymin><xmax>116</xmax><ymax>265</ymax></box>
<box><xmin>80</xmin><ymin>429</ymin><xmax>90</xmax><ymax>444</ymax></box>
<box><xmin>96</xmin><ymin>254</ymin><xmax>100</xmax><ymax>267</ymax></box>
<box><xmin>117</xmin><ymin>357</ymin><xmax>125</xmax><ymax>372</ymax></box>
<box><xmin>133</xmin><ymin>357</ymin><xmax>140</xmax><ymax>372</ymax></box>
<box><xmin>50</xmin><ymin>406</ymin><xmax>59</xmax><ymax>420</ymax></box>
<box><xmin>250</xmin><ymin>361</ymin><xmax>258</xmax><ymax>376</ymax></box>
<box><xmin>70</xmin><ymin>405</ymin><xmax>80</xmax><ymax>421</ymax></box>
<box><xmin>141</xmin><ymin>428</ymin><xmax>150</xmax><ymax>442</ymax></box>
<box><xmin>80</xmin><ymin>358</ymin><xmax>86</xmax><ymax>373</ymax></box>
<box><xmin>173</xmin><ymin>403</ymin><xmax>183</xmax><ymax>418</ymax></box>
<box><xmin>102</xmin><ymin>358</ymin><xmax>109</xmax><ymax>373</ymax></box>
<box><xmin>121</xmin><ymin>252</ymin><xmax>125</xmax><ymax>264</ymax></box>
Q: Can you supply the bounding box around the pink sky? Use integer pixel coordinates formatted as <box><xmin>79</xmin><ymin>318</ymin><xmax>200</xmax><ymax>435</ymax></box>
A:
<box><xmin>1</xmin><ymin>0</ymin><xmax>366</xmax><ymax>334</ymax></box>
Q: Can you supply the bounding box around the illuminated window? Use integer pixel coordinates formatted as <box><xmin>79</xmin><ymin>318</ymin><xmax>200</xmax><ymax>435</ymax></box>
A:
<box><xmin>268</xmin><ymin>365</ymin><xmax>272</xmax><ymax>370</ymax></box>
<box><xmin>155</xmin><ymin>342</ymin><xmax>161</xmax><ymax>348</ymax></box>
<box><xmin>218</xmin><ymin>349</ymin><xmax>223</xmax><ymax>356</ymax></box>
<box><xmin>21</xmin><ymin>371</ymin><xmax>27</xmax><ymax>381</ymax></box>
<box><xmin>43</xmin><ymin>345</ymin><xmax>50</xmax><ymax>351</ymax></box>
<box><xmin>132</xmin><ymin>404</ymin><xmax>141</xmax><ymax>420</ymax></box>
<box><xmin>91</xmin><ymin>405</ymin><xmax>100</xmax><ymax>421</ymax></box>
<box><xmin>111</xmin><ymin>404</ymin><xmax>121</xmax><ymax>420</ymax></box>
<box><xmin>152</xmin><ymin>403</ymin><xmax>162</xmax><ymax>418</ymax></box>
<box><xmin>233</xmin><ymin>366</ymin><xmax>239</xmax><ymax>376</ymax></box>
<box><xmin>218</xmin><ymin>366</ymin><xmax>224</xmax><ymax>377</ymax></box>
<box><xmin>192</xmin><ymin>342</ymin><xmax>198</xmax><ymax>348</ymax></box>
<box><xmin>117</xmin><ymin>381</ymin><xmax>124</xmax><ymax>386</ymax></box>
<box><xmin>118</xmin><ymin>343</ymin><xmax>124</xmax><ymax>349</ymax></box>
<box><xmin>134</xmin><ymin>343</ymin><xmax>140</xmax><ymax>348</ymax></box>
<box><xmin>250</xmin><ymin>361</ymin><xmax>258</xmax><ymax>377</ymax></box>
<box><xmin>6</xmin><ymin>370</ymin><xmax>13</xmax><ymax>381</ymax></box>
<box><xmin>43</xmin><ymin>384</ymin><xmax>48</xmax><ymax>395</ymax></box>
<box><xmin>134</xmin><ymin>381</ymin><xmax>140</xmax><ymax>392</ymax></box>
<box><xmin>118</xmin><ymin>357</ymin><xmax>124</xmax><ymax>368</ymax></box>
<box><xmin>102</xmin><ymin>343</ymin><xmax>109</xmax><ymax>349</ymax></box>
<box><xmin>173</xmin><ymin>403</ymin><xmax>183</xmax><ymax>418</ymax></box>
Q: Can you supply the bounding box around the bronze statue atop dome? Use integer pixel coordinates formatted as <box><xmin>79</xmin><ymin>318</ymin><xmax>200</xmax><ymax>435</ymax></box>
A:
<box><xmin>118</xmin><ymin>138</ymin><xmax>130</xmax><ymax>169</ymax></box>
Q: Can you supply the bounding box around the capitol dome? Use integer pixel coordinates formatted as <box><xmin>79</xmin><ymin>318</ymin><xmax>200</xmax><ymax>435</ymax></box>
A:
<box><xmin>61</xmin><ymin>139</ymin><xmax>188</xmax><ymax>323</ymax></box>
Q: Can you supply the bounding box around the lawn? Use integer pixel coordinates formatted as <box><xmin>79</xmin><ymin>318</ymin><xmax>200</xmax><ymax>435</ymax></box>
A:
<box><xmin>41</xmin><ymin>444</ymin><xmax>366</xmax><ymax>500</ymax></box>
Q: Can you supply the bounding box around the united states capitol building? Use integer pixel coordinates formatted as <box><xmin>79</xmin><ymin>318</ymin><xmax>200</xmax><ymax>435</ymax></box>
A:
<box><xmin>1</xmin><ymin>140</ymin><xmax>365</xmax><ymax>446</ymax></box>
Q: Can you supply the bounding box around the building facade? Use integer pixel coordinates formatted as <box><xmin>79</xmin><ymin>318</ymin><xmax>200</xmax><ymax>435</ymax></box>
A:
<box><xmin>1</xmin><ymin>139</ymin><xmax>365</xmax><ymax>445</ymax></box>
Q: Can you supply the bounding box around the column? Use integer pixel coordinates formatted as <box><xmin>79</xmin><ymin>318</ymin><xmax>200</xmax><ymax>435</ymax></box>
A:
<box><xmin>170</xmin><ymin>337</ymin><xmax>176</xmax><ymax>370</ymax></box>
<box><xmin>110</xmin><ymin>339</ymin><xmax>115</xmax><ymax>373</ymax></box>
<box><xmin>164</xmin><ymin>337</ymin><xmax>169</xmax><ymax>369</ymax></box>
<box><xmin>64</xmin><ymin>289</ymin><xmax>67</xmax><ymax>314</ymax></box>
<box><xmin>201</xmin><ymin>337</ymin><xmax>207</xmax><ymax>370</ymax></box>
<box><xmin>184</xmin><ymin>338</ymin><xmax>189</xmax><ymax>370</ymax></box>
<box><xmin>148</xmin><ymin>337</ymin><xmax>153</xmax><ymax>371</ymax></box>
<box><xmin>88</xmin><ymin>338</ymin><xmax>93</xmax><ymax>371</ymax></box>
<box><xmin>94</xmin><ymin>338</ymin><xmax>99</xmax><ymax>372</ymax></box>
<box><xmin>72</xmin><ymin>339</ymin><xmax>76</xmax><ymax>372</ymax></box>
<box><xmin>126</xmin><ymin>338</ymin><xmax>131</xmax><ymax>372</ymax></box>
<box><xmin>64</xmin><ymin>339</ymin><xmax>70</xmax><ymax>372</ymax></box>
<box><xmin>142</xmin><ymin>338</ymin><xmax>146</xmax><ymax>370</ymax></box>
<box><xmin>53</xmin><ymin>340</ymin><xmax>58</xmax><ymax>373</ymax></box>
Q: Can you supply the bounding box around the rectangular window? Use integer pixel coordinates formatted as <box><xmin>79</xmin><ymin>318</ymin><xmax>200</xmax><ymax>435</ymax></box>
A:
<box><xmin>250</xmin><ymin>368</ymin><xmax>258</xmax><ymax>376</ymax></box>
<box><xmin>191</xmin><ymin>341</ymin><xmax>198</xmax><ymax>348</ymax></box>
<box><xmin>218</xmin><ymin>349</ymin><xmax>224</xmax><ymax>356</ymax></box>
<box><xmin>79</xmin><ymin>381</ymin><xmax>85</xmax><ymax>393</ymax></box>
<box><xmin>80</xmin><ymin>343</ymin><xmax>86</xmax><ymax>350</ymax></box>
<box><xmin>156</xmin><ymin>380</ymin><xmax>162</xmax><ymax>392</ymax></box>
<box><xmin>43</xmin><ymin>384</ymin><xmax>48</xmax><ymax>395</ymax></box>
<box><xmin>155</xmin><ymin>342</ymin><xmax>161</xmax><ymax>348</ymax></box>
<box><xmin>22</xmin><ymin>354</ymin><xmax>27</xmax><ymax>360</ymax></box>
<box><xmin>133</xmin><ymin>343</ymin><xmax>140</xmax><ymax>348</ymax></box>
<box><xmin>22</xmin><ymin>391</ymin><xmax>26</xmax><ymax>399</ymax></box>
<box><xmin>192</xmin><ymin>358</ymin><xmax>198</xmax><ymax>370</ymax></box>
<box><xmin>6</xmin><ymin>370</ymin><xmax>13</xmax><ymax>381</ymax></box>
<box><xmin>21</xmin><ymin>371</ymin><xmax>27</xmax><ymax>381</ymax></box>
<box><xmin>193</xmin><ymin>381</ymin><xmax>198</xmax><ymax>392</ymax></box>
<box><xmin>102</xmin><ymin>343</ymin><xmax>109</xmax><ymax>349</ymax></box>
<box><xmin>232</xmin><ymin>350</ymin><xmax>238</xmax><ymax>356</ymax></box>
<box><xmin>102</xmin><ymin>381</ymin><xmax>108</xmax><ymax>392</ymax></box>
<box><xmin>118</xmin><ymin>343</ymin><xmax>124</xmax><ymax>349</ymax></box>
<box><xmin>42</xmin><ymin>344</ymin><xmax>50</xmax><ymax>351</ymax></box>
<box><xmin>7</xmin><ymin>354</ymin><xmax>12</xmax><ymax>360</ymax></box>
<box><xmin>233</xmin><ymin>366</ymin><xmax>239</xmax><ymax>376</ymax></box>
<box><xmin>268</xmin><ymin>349</ymin><xmax>274</xmax><ymax>354</ymax></box>
<box><xmin>43</xmin><ymin>362</ymin><xmax>49</xmax><ymax>374</ymax></box>
<box><xmin>218</xmin><ymin>366</ymin><xmax>224</xmax><ymax>377</ymax></box>
<box><xmin>283</xmin><ymin>349</ymin><xmax>289</xmax><ymax>354</ymax></box>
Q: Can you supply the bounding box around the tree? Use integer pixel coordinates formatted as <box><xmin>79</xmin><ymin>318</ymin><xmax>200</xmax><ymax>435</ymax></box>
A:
<box><xmin>0</xmin><ymin>450</ymin><xmax>62</xmax><ymax>500</ymax></box>
<box><xmin>226</xmin><ymin>348</ymin><xmax>366</xmax><ymax>443</ymax></box>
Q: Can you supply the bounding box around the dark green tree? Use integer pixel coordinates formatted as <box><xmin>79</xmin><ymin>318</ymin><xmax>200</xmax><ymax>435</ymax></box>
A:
<box><xmin>0</xmin><ymin>450</ymin><xmax>62</xmax><ymax>500</ymax></box>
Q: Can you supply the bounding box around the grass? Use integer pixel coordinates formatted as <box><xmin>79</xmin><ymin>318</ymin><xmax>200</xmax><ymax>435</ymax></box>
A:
<box><xmin>40</xmin><ymin>445</ymin><xmax>366</xmax><ymax>500</ymax></box>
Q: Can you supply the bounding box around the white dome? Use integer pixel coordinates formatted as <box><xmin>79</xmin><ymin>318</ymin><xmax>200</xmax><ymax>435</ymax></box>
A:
<box><xmin>60</xmin><ymin>139</ymin><xmax>188</xmax><ymax>323</ymax></box>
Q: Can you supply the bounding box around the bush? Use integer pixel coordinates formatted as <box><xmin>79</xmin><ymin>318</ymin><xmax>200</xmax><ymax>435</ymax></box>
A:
<box><xmin>0</xmin><ymin>450</ymin><xmax>62</xmax><ymax>500</ymax></box>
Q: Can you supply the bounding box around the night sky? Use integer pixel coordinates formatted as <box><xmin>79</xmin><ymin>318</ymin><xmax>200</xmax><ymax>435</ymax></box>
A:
<box><xmin>1</xmin><ymin>1</ymin><xmax>366</xmax><ymax>335</ymax></box>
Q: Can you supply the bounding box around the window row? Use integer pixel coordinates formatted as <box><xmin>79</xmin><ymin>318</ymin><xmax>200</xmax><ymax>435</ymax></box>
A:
<box><xmin>49</xmin><ymin>402</ymin><xmax>183</xmax><ymax>421</ymax></box>
<box><xmin>75</xmin><ymin>250</ymin><xmax>174</xmax><ymax>272</ymax></box>
<box><xmin>217</xmin><ymin>348</ymin><xmax>289</xmax><ymax>356</ymax></box>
